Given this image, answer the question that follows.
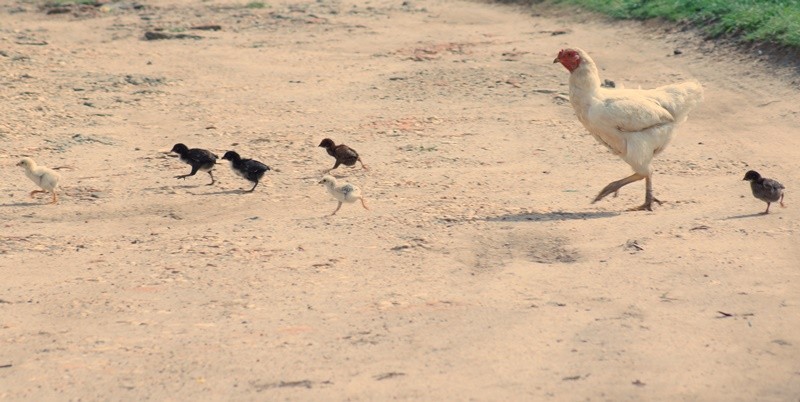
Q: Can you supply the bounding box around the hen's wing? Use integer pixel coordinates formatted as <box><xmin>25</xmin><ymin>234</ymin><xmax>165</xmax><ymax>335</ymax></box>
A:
<box><xmin>588</xmin><ymin>93</ymin><xmax>675</xmax><ymax>133</ymax></box>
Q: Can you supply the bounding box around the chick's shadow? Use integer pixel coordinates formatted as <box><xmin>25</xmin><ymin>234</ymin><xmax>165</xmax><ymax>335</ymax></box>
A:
<box><xmin>723</xmin><ymin>212</ymin><xmax>769</xmax><ymax>220</ymax></box>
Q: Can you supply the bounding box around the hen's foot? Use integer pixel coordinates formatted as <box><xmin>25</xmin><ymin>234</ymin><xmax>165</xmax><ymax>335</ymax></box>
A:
<box><xmin>627</xmin><ymin>197</ymin><xmax>662</xmax><ymax>212</ymax></box>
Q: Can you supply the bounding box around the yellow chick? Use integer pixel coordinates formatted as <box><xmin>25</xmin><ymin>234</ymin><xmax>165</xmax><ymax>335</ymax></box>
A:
<box><xmin>17</xmin><ymin>157</ymin><xmax>61</xmax><ymax>204</ymax></box>
<box><xmin>318</xmin><ymin>175</ymin><xmax>369</xmax><ymax>215</ymax></box>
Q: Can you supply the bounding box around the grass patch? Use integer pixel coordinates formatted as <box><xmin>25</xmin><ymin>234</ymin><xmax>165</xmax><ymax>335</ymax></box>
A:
<box><xmin>245</xmin><ymin>1</ymin><xmax>267</xmax><ymax>8</ymax></box>
<box><xmin>540</xmin><ymin>0</ymin><xmax>800</xmax><ymax>48</ymax></box>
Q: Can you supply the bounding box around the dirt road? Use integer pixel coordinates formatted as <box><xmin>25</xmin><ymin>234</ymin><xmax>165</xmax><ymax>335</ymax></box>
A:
<box><xmin>1</xmin><ymin>0</ymin><xmax>798</xmax><ymax>399</ymax></box>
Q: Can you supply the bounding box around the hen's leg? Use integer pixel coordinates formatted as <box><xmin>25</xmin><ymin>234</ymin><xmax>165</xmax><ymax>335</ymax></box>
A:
<box><xmin>592</xmin><ymin>173</ymin><xmax>645</xmax><ymax>204</ymax></box>
<box><xmin>331</xmin><ymin>201</ymin><xmax>342</xmax><ymax>216</ymax></box>
<box><xmin>629</xmin><ymin>175</ymin><xmax>664</xmax><ymax>211</ymax></box>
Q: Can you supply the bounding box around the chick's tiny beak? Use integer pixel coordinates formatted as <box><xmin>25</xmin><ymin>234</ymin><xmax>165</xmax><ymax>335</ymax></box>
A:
<box><xmin>553</xmin><ymin>57</ymin><xmax>560</xmax><ymax>64</ymax></box>
<box><xmin>318</xmin><ymin>180</ymin><xmax>325</xmax><ymax>184</ymax></box>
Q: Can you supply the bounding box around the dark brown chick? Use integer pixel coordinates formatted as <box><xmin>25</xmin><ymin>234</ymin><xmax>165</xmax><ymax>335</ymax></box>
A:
<box><xmin>318</xmin><ymin>138</ymin><xmax>368</xmax><ymax>173</ymax></box>
<box><xmin>743</xmin><ymin>170</ymin><xmax>786</xmax><ymax>214</ymax></box>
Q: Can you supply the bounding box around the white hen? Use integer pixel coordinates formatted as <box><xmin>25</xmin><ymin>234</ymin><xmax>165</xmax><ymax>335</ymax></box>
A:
<box><xmin>17</xmin><ymin>157</ymin><xmax>61</xmax><ymax>204</ymax></box>
<box><xmin>318</xmin><ymin>175</ymin><xmax>369</xmax><ymax>215</ymax></box>
<box><xmin>555</xmin><ymin>48</ymin><xmax>703</xmax><ymax>211</ymax></box>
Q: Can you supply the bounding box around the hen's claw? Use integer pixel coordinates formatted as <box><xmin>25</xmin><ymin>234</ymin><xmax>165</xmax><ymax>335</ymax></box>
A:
<box><xmin>628</xmin><ymin>198</ymin><xmax>662</xmax><ymax>212</ymax></box>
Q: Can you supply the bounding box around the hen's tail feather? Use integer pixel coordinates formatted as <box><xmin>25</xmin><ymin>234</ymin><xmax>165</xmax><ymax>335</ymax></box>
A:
<box><xmin>655</xmin><ymin>80</ymin><xmax>704</xmax><ymax>123</ymax></box>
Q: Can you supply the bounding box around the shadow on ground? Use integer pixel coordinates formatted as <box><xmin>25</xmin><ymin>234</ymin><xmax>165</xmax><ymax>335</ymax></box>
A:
<box><xmin>485</xmin><ymin>210</ymin><xmax>620</xmax><ymax>222</ymax></box>
<box><xmin>0</xmin><ymin>201</ymin><xmax>42</xmax><ymax>208</ymax></box>
<box><xmin>197</xmin><ymin>189</ymin><xmax>252</xmax><ymax>196</ymax></box>
<box><xmin>723</xmin><ymin>212</ymin><xmax>770</xmax><ymax>220</ymax></box>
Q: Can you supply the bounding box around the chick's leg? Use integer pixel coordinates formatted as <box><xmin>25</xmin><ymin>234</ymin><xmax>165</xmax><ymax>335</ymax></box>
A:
<box><xmin>358</xmin><ymin>158</ymin><xmax>369</xmax><ymax>171</ymax></box>
<box><xmin>207</xmin><ymin>170</ymin><xmax>215</xmax><ymax>186</ymax></box>
<box><xmin>51</xmin><ymin>191</ymin><xmax>58</xmax><ymax>204</ymax></box>
<box><xmin>764</xmin><ymin>203</ymin><xmax>771</xmax><ymax>214</ymax></box>
<box><xmin>29</xmin><ymin>190</ymin><xmax>46</xmax><ymax>198</ymax></box>
<box><xmin>360</xmin><ymin>197</ymin><xmax>369</xmax><ymax>210</ymax></box>
<box><xmin>593</xmin><ymin>173</ymin><xmax>645</xmax><ymax>204</ymax></box>
<box><xmin>628</xmin><ymin>175</ymin><xmax>664</xmax><ymax>211</ymax></box>
<box><xmin>246</xmin><ymin>181</ymin><xmax>258</xmax><ymax>193</ymax></box>
<box><xmin>175</xmin><ymin>166</ymin><xmax>199</xmax><ymax>180</ymax></box>
<box><xmin>780</xmin><ymin>193</ymin><xmax>786</xmax><ymax>208</ymax></box>
<box><xmin>324</xmin><ymin>161</ymin><xmax>341</xmax><ymax>174</ymax></box>
<box><xmin>331</xmin><ymin>202</ymin><xmax>342</xmax><ymax>216</ymax></box>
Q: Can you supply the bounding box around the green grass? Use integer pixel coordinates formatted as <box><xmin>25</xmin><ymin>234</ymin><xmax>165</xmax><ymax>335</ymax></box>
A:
<box><xmin>545</xmin><ymin>0</ymin><xmax>800</xmax><ymax>48</ymax></box>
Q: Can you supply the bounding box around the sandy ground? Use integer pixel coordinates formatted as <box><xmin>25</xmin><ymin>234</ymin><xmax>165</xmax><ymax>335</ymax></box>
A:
<box><xmin>1</xmin><ymin>0</ymin><xmax>799</xmax><ymax>400</ymax></box>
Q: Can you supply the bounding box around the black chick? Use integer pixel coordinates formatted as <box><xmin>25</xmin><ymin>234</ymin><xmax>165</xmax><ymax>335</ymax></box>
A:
<box><xmin>743</xmin><ymin>170</ymin><xmax>786</xmax><ymax>214</ymax></box>
<box><xmin>318</xmin><ymin>138</ymin><xmax>368</xmax><ymax>173</ymax></box>
<box><xmin>170</xmin><ymin>143</ymin><xmax>218</xmax><ymax>185</ymax></box>
<box><xmin>221</xmin><ymin>151</ymin><xmax>271</xmax><ymax>192</ymax></box>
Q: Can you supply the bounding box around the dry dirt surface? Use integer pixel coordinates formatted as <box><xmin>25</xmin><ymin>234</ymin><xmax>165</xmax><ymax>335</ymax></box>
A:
<box><xmin>1</xmin><ymin>0</ymin><xmax>799</xmax><ymax>400</ymax></box>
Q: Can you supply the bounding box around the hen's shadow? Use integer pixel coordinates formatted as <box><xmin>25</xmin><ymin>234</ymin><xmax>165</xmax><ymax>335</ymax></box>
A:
<box><xmin>197</xmin><ymin>189</ymin><xmax>251</xmax><ymax>196</ymax></box>
<box><xmin>486</xmin><ymin>211</ymin><xmax>620</xmax><ymax>222</ymax></box>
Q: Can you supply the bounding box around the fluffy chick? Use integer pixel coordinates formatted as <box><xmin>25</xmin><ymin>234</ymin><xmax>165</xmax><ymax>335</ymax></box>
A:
<box><xmin>221</xmin><ymin>151</ymin><xmax>271</xmax><ymax>192</ymax></box>
<box><xmin>170</xmin><ymin>143</ymin><xmax>218</xmax><ymax>185</ymax></box>
<box><xmin>318</xmin><ymin>138</ymin><xmax>368</xmax><ymax>172</ymax></box>
<box><xmin>17</xmin><ymin>157</ymin><xmax>60</xmax><ymax>204</ymax></box>
<box><xmin>743</xmin><ymin>170</ymin><xmax>785</xmax><ymax>214</ymax></box>
<box><xmin>318</xmin><ymin>175</ymin><xmax>369</xmax><ymax>215</ymax></box>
